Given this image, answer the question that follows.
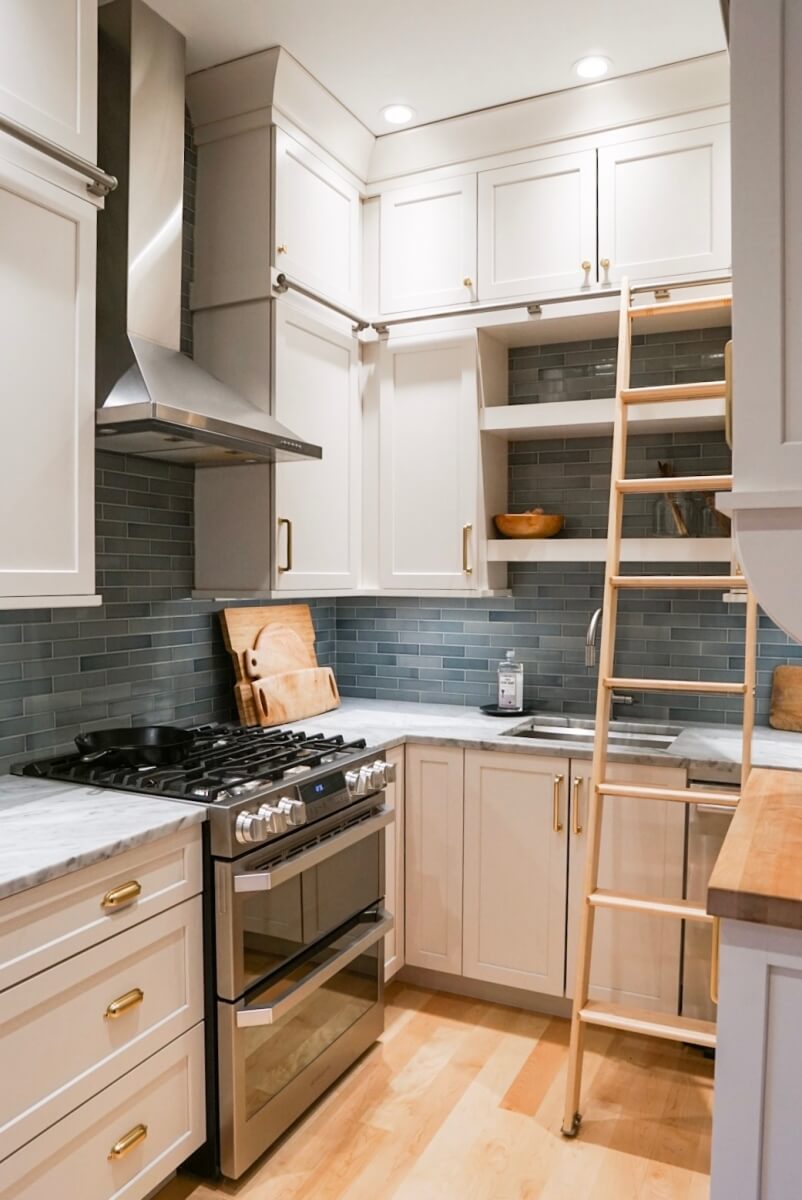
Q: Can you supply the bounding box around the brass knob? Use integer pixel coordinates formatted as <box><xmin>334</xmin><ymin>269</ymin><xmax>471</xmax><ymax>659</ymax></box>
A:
<box><xmin>600</xmin><ymin>257</ymin><xmax>610</xmax><ymax>269</ymax></box>
<box><xmin>581</xmin><ymin>260</ymin><xmax>591</xmax><ymax>272</ymax></box>
<box><xmin>277</xmin><ymin>244</ymin><xmax>288</xmax><ymax>254</ymax></box>
<box><xmin>463</xmin><ymin>276</ymin><xmax>473</xmax><ymax>288</ymax></box>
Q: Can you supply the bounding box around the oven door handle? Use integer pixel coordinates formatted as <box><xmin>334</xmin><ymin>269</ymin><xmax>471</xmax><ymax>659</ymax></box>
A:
<box><xmin>235</xmin><ymin>910</ymin><xmax>394</xmax><ymax>1028</ymax></box>
<box><xmin>233</xmin><ymin>806</ymin><xmax>394</xmax><ymax>893</ymax></box>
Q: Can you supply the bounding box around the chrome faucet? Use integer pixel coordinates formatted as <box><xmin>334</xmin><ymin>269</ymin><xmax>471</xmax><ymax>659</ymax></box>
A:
<box><xmin>584</xmin><ymin>607</ymin><xmax>634</xmax><ymax>707</ymax></box>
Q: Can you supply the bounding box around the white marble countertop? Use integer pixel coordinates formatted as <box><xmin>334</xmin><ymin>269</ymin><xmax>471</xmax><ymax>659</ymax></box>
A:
<box><xmin>0</xmin><ymin>776</ymin><xmax>205</xmax><ymax>902</ymax></box>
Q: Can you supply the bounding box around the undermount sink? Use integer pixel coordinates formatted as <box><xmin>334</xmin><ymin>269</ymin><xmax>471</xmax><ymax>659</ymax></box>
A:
<box><xmin>504</xmin><ymin>716</ymin><xmax>681</xmax><ymax>752</ymax></box>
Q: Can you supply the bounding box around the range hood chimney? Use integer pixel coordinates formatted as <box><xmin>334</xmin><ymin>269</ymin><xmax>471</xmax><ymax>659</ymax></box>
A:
<box><xmin>95</xmin><ymin>0</ymin><xmax>321</xmax><ymax>466</ymax></box>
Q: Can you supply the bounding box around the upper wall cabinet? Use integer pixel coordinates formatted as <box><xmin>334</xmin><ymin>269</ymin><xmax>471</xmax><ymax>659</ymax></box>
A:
<box><xmin>0</xmin><ymin>154</ymin><xmax>96</xmax><ymax>604</ymax></box>
<box><xmin>379</xmin><ymin>175</ymin><xmax>476</xmax><ymax>313</ymax></box>
<box><xmin>274</xmin><ymin>130</ymin><xmax>361</xmax><ymax>311</ymax></box>
<box><xmin>477</xmin><ymin>150</ymin><xmax>596</xmax><ymax>299</ymax></box>
<box><xmin>0</xmin><ymin>0</ymin><xmax>97</xmax><ymax>162</ymax></box>
<box><xmin>597</xmin><ymin>124</ymin><xmax>731</xmax><ymax>284</ymax></box>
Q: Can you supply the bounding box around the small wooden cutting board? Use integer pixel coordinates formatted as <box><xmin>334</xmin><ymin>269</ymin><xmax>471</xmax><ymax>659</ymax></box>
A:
<box><xmin>770</xmin><ymin>665</ymin><xmax>802</xmax><ymax>732</ymax></box>
<box><xmin>252</xmin><ymin>667</ymin><xmax>340</xmax><ymax>726</ymax></box>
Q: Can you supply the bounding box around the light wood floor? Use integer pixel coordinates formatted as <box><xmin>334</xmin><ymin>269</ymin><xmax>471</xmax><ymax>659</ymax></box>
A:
<box><xmin>158</xmin><ymin>983</ymin><xmax>713</xmax><ymax>1200</ymax></box>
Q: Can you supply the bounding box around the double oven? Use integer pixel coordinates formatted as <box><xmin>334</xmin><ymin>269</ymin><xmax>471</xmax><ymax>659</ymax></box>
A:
<box><xmin>212</xmin><ymin>788</ymin><xmax>393</xmax><ymax>1179</ymax></box>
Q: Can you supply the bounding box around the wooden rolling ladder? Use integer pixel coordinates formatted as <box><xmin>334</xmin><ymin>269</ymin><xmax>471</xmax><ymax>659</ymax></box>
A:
<box><xmin>561</xmin><ymin>279</ymin><xmax>759</xmax><ymax>1139</ymax></box>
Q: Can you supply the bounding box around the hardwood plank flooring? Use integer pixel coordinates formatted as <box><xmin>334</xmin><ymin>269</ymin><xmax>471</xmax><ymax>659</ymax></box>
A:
<box><xmin>156</xmin><ymin>983</ymin><xmax>713</xmax><ymax>1200</ymax></box>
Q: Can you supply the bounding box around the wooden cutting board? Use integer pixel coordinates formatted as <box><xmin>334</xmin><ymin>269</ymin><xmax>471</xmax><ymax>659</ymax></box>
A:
<box><xmin>770</xmin><ymin>665</ymin><xmax>802</xmax><ymax>732</ymax></box>
<box><xmin>252</xmin><ymin>667</ymin><xmax>340</xmax><ymax>727</ymax></box>
<box><xmin>219</xmin><ymin>604</ymin><xmax>339</xmax><ymax>726</ymax></box>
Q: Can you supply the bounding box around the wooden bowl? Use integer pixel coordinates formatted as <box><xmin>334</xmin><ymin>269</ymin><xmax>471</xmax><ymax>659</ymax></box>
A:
<box><xmin>493</xmin><ymin>511</ymin><xmax>565</xmax><ymax>539</ymax></box>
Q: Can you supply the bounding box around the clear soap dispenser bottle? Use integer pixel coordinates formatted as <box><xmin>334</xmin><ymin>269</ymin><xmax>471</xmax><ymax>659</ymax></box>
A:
<box><xmin>497</xmin><ymin>649</ymin><xmax>524</xmax><ymax>711</ymax></box>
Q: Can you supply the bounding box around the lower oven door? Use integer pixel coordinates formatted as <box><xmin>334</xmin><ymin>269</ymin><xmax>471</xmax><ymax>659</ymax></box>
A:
<box><xmin>217</xmin><ymin>908</ymin><xmax>392</xmax><ymax>1180</ymax></box>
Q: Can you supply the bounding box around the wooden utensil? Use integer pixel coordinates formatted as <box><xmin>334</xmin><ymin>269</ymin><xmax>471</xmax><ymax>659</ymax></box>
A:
<box><xmin>770</xmin><ymin>665</ymin><xmax>802</xmax><ymax>732</ymax></box>
<box><xmin>657</xmin><ymin>461</ymin><xmax>689</xmax><ymax>536</ymax></box>
<box><xmin>251</xmin><ymin>667</ymin><xmax>340</xmax><ymax>726</ymax></box>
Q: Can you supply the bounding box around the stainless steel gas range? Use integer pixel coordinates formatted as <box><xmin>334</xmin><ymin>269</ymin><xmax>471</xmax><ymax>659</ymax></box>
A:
<box><xmin>20</xmin><ymin>724</ymin><xmax>396</xmax><ymax>1180</ymax></box>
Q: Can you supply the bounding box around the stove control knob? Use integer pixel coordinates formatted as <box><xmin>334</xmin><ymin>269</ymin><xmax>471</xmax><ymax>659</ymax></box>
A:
<box><xmin>235</xmin><ymin>811</ymin><xmax>268</xmax><ymax>844</ymax></box>
<box><xmin>257</xmin><ymin>804</ymin><xmax>289</xmax><ymax>835</ymax></box>
<box><xmin>382</xmin><ymin>759</ymin><xmax>397</xmax><ymax>784</ymax></box>
<box><xmin>368</xmin><ymin>761</ymin><xmax>387</xmax><ymax>789</ymax></box>
<box><xmin>346</xmin><ymin>768</ymin><xmax>369</xmax><ymax>796</ymax></box>
<box><xmin>277</xmin><ymin>797</ymin><xmax>307</xmax><ymax>826</ymax></box>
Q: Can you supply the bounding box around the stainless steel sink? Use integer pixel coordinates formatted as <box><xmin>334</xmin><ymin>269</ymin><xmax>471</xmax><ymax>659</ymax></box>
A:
<box><xmin>504</xmin><ymin>716</ymin><xmax>681</xmax><ymax>751</ymax></box>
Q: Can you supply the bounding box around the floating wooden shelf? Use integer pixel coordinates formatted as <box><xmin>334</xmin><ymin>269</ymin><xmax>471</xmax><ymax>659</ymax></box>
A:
<box><xmin>480</xmin><ymin>394</ymin><xmax>725</xmax><ymax>441</ymax></box>
<box><xmin>486</xmin><ymin>537</ymin><xmax>733</xmax><ymax>563</ymax></box>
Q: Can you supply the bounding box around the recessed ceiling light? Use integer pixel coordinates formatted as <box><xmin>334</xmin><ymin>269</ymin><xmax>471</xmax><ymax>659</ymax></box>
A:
<box><xmin>382</xmin><ymin>104</ymin><xmax>416</xmax><ymax>126</ymax></box>
<box><xmin>573</xmin><ymin>55</ymin><xmax>612</xmax><ymax>80</ymax></box>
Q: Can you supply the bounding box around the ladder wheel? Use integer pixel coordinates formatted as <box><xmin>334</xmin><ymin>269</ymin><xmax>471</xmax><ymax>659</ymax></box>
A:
<box><xmin>560</xmin><ymin>1112</ymin><xmax>582</xmax><ymax>1138</ymax></box>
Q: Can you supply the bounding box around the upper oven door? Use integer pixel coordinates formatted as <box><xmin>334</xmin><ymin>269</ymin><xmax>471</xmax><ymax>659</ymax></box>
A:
<box><xmin>216</xmin><ymin>804</ymin><xmax>392</xmax><ymax>1001</ymax></box>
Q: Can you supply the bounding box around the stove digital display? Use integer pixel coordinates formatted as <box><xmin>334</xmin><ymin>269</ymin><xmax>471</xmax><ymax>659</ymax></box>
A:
<box><xmin>300</xmin><ymin>771</ymin><xmax>345</xmax><ymax>803</ymax></box>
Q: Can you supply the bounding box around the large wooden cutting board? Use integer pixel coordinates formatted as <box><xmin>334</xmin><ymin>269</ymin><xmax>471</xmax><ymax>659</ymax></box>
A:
<box><xmin>219</xmin><ymin>604</ymin><xmax>339</xmax><ymax>727</ymax></box>
<box><xmin>770</xmin><ymin>665</ymin><xmax>802</xmax><ymax>732</ymax></box>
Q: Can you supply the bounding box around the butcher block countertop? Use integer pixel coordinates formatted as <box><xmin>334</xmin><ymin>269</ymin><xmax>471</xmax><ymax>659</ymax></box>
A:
<box><xmin>708</xmin><ymin>767</ymin><xmax>802</xmax><ymax>930</ymax></box>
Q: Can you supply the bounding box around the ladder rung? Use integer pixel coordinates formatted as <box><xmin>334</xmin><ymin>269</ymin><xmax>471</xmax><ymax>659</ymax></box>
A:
<box><xmin>621</xmin><ymin>380</ymin><xmax>725</xmax><ymax>405</ymax></box>
<box><xmin>616</xmin><ymin>474</ymin><xmax>732</xmax><ymax>494</ymax></box>
<box><xmin>604</xmin><ymin>677</ymin><xmax>748</xmax><ymax>696</ymax></box>
<box><xmin>629</xmin><ymin>296</ymin><xmax>732</xmax><ymax>320</ymax></box>
<box><xmin>611</xmin><ymin>575</ymin><xmax>747</xmax><ymax>590</ymax></box>
<box><xmin>598</xmin><ymin>782</ymin><xmax>739</xmax><ymax>809</ymax></box>
<box><xmin>589</xmin><ymin>889</ymin><xmax>713</xmax><ymax>922</ymax></box>
<box><xmin>579</xmin><ymin>1001</ymin><xmax>717</xmax><ymax>1048</ymax></box>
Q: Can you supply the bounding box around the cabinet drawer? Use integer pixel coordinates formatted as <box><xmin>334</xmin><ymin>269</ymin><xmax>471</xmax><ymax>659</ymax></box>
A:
<box><xmin>0</xmin><ymin>827</ymin><xmax>202</xmax><ymax>993</ymax></box>
<box><xmin>0</xmin><ymin>1023</ymin><xmax>205</xmax><ymax>1197</ymax></box>
<box><xmin>0</xmin><ymin>898</ymin><xmax>203</xmax><ymax>1161</ymax></box>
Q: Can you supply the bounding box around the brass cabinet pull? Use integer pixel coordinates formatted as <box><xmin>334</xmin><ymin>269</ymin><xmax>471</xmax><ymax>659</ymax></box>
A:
<box><xmin>101</xmin><ymin>880</ymin><xmax>142</xmax><ymax>911</ymax></box>
<box><xmin>108</xmin><ymin>1123</ymin><xmax>148</xmax><ymax>1161</ymax></box>
<box><xmin>710</xmin><ymin>916</ymin><xmax>721</xmax><ymax>1004</ymax></box>
<box><xmin>571</xmin><ymin>776</ymin><xmax>583</xmax><ymax>835</ymax></box>
<box><xmin>724</xmin><ymin>339</ymin><xmax>733</xmax><ymax>450</ymax></box>
<box><xmin>278</xmin><ymin>517</ymin><xmax>293</xmax><ymax>573</ymax></box>
<box><xmin>600</xmin><ymin>257</ymin><xmax>611</xmax><ymax>286</ymax></box>
<box><xmin>552</xmin><ymin>774</ymin><xmax>565</xmax><ymax>833</ymax></box>
<box><xmin>277</xmin><ymin>243</ymin><xmax>288</xmax><ymax>254</ymax></box>
<box><xmin>462</xmin><ymin>523</ymin><xmax>473</xmax><ymax>575</ymax></box>
<box><xmin>105</xmin><ymin>988</ymin><xmax>144</xmax><ymax>1020</ymax></box>
<box><xmin>463</xmin><ymin>276</ymin><xmax>474</xmax><ymax>288</ymax></box>
<box><xmin>581</xmin><ymin>259</ymin><xmax>591</xmax><ymax>271</ymax></box>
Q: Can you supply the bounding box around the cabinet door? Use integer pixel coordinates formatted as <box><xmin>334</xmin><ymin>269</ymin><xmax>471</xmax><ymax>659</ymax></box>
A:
<box><xmin>566</xmin><ymin>761</ymin><xmax>687</xmax><ymax>1013</ymax></box>
<box><xmin>379</xmin><ymin>334</ymin><xmax>478</xmax><ymax>590</ymax></box>
<box><xmin>463</xmin><ymin>750</ymin><xmax>569</xmax><ymax>996</ymax></box>
<box><xmin>274</xmin><ymin>129</ymin><xmax>361</xmax><ymax>310</ymax></box>
<box><xmin>405</xmin><ymin>744</ymin><xmax>464</xmax><ymax>975</ymax></box>
<box><xmin>0</xmin><ymin>0</ymin><xmax>96</xmax><ymax>162</ymax></box>
<box><xmin>597</xmin><ymin>124</ymin><xmax>731</xmax><ymax>284</ymax></box>
<box><xmin>477</xmin><ymin>151</ymin><xmax>596</xmax><ymax>300</ymax></box>
<box><xmin>380</xmin><ymin>175</ymin><xmax>476</xmax><ymax>313</ymax></box>
<box><xmin>0</xmin><ymin>156</ymin><xmax>95</xmax><ymax>601</ymax></box>
<box><xmin>383</xmin><ymin>746</ymin><xmax>406</xmax><ymax>982</ymax></box>
<box><xmin>274</xmin><ymin>304</ymin><xmax>361</xmax><ymax>591</ymax></box>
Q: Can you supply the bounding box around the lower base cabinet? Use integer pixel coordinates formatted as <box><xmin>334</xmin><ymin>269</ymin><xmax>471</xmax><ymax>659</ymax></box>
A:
<box><xmin>404</xmin><ymin>744</ymin><xmax>688</xmax><ymax>1009</ymax></box>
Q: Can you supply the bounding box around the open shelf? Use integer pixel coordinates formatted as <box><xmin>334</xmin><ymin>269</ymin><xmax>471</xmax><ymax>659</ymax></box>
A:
<box><xmin>487</xmin><ymin>537</ymin><xmax>733</xmax><ymax>563</ymax></box>
<box><xmin>481</xmin><ymin>395</ymin><xmax>725</xmax><ymax>441</ymax></box>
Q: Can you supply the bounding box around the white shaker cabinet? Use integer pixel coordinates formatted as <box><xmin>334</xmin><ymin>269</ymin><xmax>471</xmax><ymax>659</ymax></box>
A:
<box><xmin>274</xmin><ymin>303</ymin><xmax>361</xmax><ymax>591</ymax></box>
<box><xmin>0</xmin><ymin>156</ymin><xmax>96</xmax><ymax>603</ymax></box>
<box><xmin>379</xmin><ymin>175</ymin><xmax>476</xmax><ymax>313</ymax></box>
<box><xmin>463</xmin><ymin>750</ymin><xmax>569</xmax><ymax>996</ymax></box>
<box><xmin>566</xmin><ymin>760</ymin><xmax>687</xmax><ymax>1013</ymax></box>
<box><xmin>477</xmin><ymin>150</ymin><xmax>596</xmax><ymax>299</ymax></box>
<box><xmin>378</xmin><ymin>333</ymin><xmax>479</xmax><ymax>591</ymax></box>
<box><xmin>0</xmin><ymin>0</ymin><xmax>97</xmax><ymax>162</ymax></box>
<box><xmin>404</xmin><ymin>744</ymin><xmax>464</xmax><ymax>975</ymax></box>
<box><xmin>597</xmin><ymin>123</ymin><xmax>731</xmax><ymax>284</ymax></box>
<box><xmin>274</xmin><ymin>129</ymin><xmax>361</xmax><ymax>311</ymax></box>
<box><xmin>383</xmin><ymin>745</ymin><xmax>406</xmax><ymax>981</ymax></box>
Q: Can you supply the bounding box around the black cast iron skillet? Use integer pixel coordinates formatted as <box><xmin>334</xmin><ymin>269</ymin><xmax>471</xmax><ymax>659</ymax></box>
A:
<box><xmin>75</xmin><ymin>725</ymin><xmax>195</xmax><ymax>767</ymax></box>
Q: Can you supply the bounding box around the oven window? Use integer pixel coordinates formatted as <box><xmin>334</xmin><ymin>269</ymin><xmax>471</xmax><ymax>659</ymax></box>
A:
<box><xmin>241</xmin><ymin>923</ymin><xmax>381</xmax><ymax>1119</ymax></box>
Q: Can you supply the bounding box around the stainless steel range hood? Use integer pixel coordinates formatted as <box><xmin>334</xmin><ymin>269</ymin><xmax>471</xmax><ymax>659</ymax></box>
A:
<box><xmin>96</xmin><ymin>0</ymin><xmax>321</xmax><ymax>466</ymax></box>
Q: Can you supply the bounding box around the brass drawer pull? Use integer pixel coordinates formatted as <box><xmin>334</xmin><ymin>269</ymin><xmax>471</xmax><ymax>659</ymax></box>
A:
<box><xmin>552</xmin><ymin>774</ymin><xmax>565</xmax><ymax>833</ymax></box>
<box><xmin>101</xmin><ymin>880</ymin><xmax>142</xmax><ymax>911</ymax></box>
<box><xmin>278</xmin><ymin>517</ymin><xmax>293</xmax><ymax>573</ymax></box>
<box><xmin>108</xmin><ymin>1123</ymin><xmax>148</xmax><ymax>1161</ymax></box>
<box><xmin>572</xmin><ymin>776</ymin><xmax>583</xmax><ymax>835</ymax></box>
<box><xmin>105</xmin><ymin>987</ymin><xmax>144</xmax><ymax>1020</ymax></box>
<box><xmin>462</xmin><ymin>523</ymin><xmax>473</xmax><ymax>575</ymax></box>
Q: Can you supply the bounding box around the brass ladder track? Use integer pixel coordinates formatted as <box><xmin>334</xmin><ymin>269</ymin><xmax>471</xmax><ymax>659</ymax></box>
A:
<box><xmin>560</xmin><ymin>279</ymin><xmax>758</xmax><ymax>1139</ymax></box>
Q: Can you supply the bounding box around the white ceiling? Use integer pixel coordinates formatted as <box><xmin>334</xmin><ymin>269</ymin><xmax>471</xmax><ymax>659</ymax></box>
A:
<box><xmin>147</xmin><ymin>0</ymin><xmax>727</xmax><ymax>135</ymax></box>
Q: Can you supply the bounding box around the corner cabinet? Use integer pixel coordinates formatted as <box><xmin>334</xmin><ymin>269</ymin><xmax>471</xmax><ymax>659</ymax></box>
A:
<box><xmin>0</xmin><ymin>154</ymin><xmax>97</xmax><ymax>605</ymax></box>
<box><xmin>378</xmin><ymin>334</ymin><xmax>481</xmax><ymax>591</ymax></box>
